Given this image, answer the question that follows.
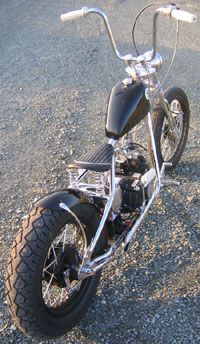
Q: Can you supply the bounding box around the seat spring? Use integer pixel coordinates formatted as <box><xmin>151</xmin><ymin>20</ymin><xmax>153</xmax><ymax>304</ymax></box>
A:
<box><xmin>67</xmin><ymin>168</ymin><xmax>79</xmax><ymax>186</ymax></box>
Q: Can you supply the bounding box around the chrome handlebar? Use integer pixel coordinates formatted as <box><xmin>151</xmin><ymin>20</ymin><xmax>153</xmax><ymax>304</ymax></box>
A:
<box><xmin>61</xmin><ymin>5</ymin><xmax>197</xmax><ymax>65</ymax></box>
<box><xmin>61</xmin><ymin>7</ymin><xmax>133</xmax><ymax>62</ymax></box>
<box><xmin>61</xmin><ymin>7</ymin><xmax>88</xmax><ymax>22</ymax></box>
<box><xmin>152</xmin><ymin>5</ymin><xmax>197</xmax><ymax>58</ymax></box>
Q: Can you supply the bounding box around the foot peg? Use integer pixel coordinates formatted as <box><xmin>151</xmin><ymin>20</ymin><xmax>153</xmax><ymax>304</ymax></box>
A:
<box><xmin>160</xmin><ymin>162</ymin><xmax>180</xmax><ymax>186</ymax></box>
<box><xmin>161</xmin><ymin>179</ymin><xmax>180</xmax><ymax>186</ymax></box>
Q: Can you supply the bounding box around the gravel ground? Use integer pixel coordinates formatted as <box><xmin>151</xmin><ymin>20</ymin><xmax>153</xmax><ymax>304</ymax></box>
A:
<box><xmin>0</xmin><ymin>0</ymin><xmax>200</xmax><ymax>343</ymax></box>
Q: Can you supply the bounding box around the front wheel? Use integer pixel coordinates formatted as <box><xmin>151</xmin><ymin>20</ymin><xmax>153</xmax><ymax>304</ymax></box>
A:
<box><xmin>5</xmin><ymin>204</ymin><xmax>105</xmax><ymax>340</ymax></box>
<box><xmin>148</xmin><ymin>87</ymin><xmax>190</xmax><ymax>169</ymax></box>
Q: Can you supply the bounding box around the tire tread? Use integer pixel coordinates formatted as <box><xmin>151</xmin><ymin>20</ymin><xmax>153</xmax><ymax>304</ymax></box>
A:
<box><xmin>5</xmin><ymin>207</ymin><xmax>66</xmax><ymax>339</ymax></box>
<box><xmin>5</xmin><ymin>205</ymin><xmax>104</xmax><ymax>340</ymax></box>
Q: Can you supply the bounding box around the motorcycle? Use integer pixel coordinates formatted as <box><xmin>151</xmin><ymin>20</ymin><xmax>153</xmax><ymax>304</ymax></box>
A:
<box><xmin>5</xmin><ymin>3</ymin><xmax>197</xmax><ymax>340</ymax></box>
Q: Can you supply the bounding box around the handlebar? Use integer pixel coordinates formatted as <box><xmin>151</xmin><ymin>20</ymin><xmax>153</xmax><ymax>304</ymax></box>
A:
<box><xmin>170</xmin><ymin>9</ymin><xmax>197</xmax><ymax>23</ymax></box>
<box><xmin>152</xmin><ymin>5</ymin><xmax>197</xmax><ymax>59</ymax></box>
<box><xmin>61</xmin><ymin>6</ymin><xmax>197</xmax><ymax>24</ymax></box>
<box><xmin>61</xmin><ymin>7</ymin><xmax>88</xmax><ymax>22</ymax></box>
<box><xmin>61</xmin><ymin>7</ymin><xmax>133</xmax><ymax>62</ymax></box>
<box><xmin>61</xmin><ymin>5</ymin><xmax>197</xmax><ymax>63</ymax></box>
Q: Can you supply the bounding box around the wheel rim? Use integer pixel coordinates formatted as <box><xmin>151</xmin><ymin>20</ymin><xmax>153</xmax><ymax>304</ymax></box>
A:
<box><xmin>42</xmin><ymin>221</ymin><xmax>86</xmax><ymax>310</ymax></box>
<box><xmin>160</xmin><ymin>99</ymin><xmax>183</xmax><ymax>161</ymax></box>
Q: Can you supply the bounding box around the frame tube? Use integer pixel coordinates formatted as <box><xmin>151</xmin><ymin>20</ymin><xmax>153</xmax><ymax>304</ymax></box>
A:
<box><xmin>87</xmin><ymin>155</ymin><xmax>116</xmax><ymax>256</ymax></box>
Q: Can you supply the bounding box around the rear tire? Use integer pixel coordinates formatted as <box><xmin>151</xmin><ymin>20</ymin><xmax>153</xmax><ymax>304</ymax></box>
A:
<box><xmin>5</xmin><ymin>204</ymin><xmax>105</xmax><ymax>340</ymax></box>
<box><xmin>148</xmin><ymin>87</ymin><xmax>190</xmax><ymax>169</ymax></box>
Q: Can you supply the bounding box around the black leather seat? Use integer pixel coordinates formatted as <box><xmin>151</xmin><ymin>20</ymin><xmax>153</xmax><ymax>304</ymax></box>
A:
<box><xmin>68</xmin><ymin>143</ymin><xmax>114</xmax><ymax>172</ymax></box>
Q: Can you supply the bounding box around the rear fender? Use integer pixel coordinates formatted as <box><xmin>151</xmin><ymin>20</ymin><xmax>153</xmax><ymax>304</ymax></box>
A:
<box><xmin>34</xmin><ymin>189</ymin><xmax>107</xmax><ymax>252</ymax></box>
<box><xmin>34</xmin><ymin>189</ymin><xmax>88</xmax><ymax>210</ymax></box>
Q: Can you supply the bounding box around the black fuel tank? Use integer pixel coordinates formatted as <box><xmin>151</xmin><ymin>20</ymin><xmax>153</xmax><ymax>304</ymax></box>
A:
<box><xmin>105</xmin><ymin>81</ymin><xmax>150</xmax><ymax>139</ymax></box>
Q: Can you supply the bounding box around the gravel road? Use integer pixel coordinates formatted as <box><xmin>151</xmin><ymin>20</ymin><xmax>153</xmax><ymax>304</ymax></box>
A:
<box><xmin>0</xmin><ymin>0</ymin><xmax>200</xmax><ymax>343</ymax></box>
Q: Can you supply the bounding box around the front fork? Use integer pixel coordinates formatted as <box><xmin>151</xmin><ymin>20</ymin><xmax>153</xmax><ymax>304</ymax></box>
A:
<box><xmin>158</xmin><ymin>92</ymin><xmax>180</xmax><ymax>142</ymax></box>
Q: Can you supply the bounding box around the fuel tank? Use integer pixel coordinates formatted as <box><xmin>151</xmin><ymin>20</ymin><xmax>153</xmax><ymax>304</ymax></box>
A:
<box><xmin>105</xmin><ymin>80</ymin><xmax>150</xmax><ymax>139</ymax></box>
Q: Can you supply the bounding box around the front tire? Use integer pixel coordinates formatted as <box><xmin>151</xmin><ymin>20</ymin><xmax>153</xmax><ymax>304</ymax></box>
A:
<box><xmin>148</xmin><ymin>87</ymin><xmax>190</xmax><ymax>169</ymax></box>
<box><xmin>5</xmin><ymin>204</ymin><xmax>105</xmax><ymax>340</ymax></box>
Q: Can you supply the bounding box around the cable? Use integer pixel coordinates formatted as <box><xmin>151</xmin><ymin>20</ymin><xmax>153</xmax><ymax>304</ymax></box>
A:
<box><xmin>130</xmin><ymin>142</ymin><xmax>148</xmax><ymax>151</ymax></box>
<box><xmin>160</xmin><ymin>20</ymin><xmax>179</xmax><ymax>86</ymax></box>
<box><xmin>132</xmin><ymin>2</ymin><xmax>180</xmax><ymax>86</ymax></box>
<box><xmin>132</xmin><ymin>2</ymin><xmax>164</xmax><ymax>56</ymax></box>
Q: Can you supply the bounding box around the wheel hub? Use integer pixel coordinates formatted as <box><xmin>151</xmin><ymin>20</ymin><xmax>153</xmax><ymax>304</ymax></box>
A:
<box><xmin>43</xmin><ymin>244</ymin><xmax>80</xmax><ymax>287</ymax></box>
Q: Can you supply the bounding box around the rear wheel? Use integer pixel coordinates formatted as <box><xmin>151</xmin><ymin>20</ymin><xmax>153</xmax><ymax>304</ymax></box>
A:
<box><xmin>148</xmin><ymin>87</ymin><xmax>190</xmax><ymax>169</ymax></box>
<box><xmin>5</xmin><ymin>204</ymin><xmax>105</xmax><ymax>340</ymax></box>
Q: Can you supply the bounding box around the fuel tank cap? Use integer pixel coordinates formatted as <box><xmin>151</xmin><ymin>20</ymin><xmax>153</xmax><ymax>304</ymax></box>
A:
<box><xmin>122</xmin><ymin>77</ymin><xmax>133</xmax><ymax>86</ymax></box>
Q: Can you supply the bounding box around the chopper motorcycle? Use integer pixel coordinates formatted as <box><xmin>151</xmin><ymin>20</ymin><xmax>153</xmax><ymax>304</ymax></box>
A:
<box><xmin>5</xmin><ymin>3</ymin><xmax>197</xmax><ymax>340</ymax></box>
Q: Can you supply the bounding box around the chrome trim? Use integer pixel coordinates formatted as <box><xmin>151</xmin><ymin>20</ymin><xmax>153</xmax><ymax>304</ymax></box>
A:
<box><xmin>108</xmin><ymin>138</ymin><xmax>117</xmax><ymax>146</ymax></box>
<box><xmin>124</xmin><ymin>186</ymin><xmax>160</xmax><ymax>245</ymax></box>
<box><xmin>147</xmin><ymin>112</ymin><xmax>161</xmax><ymax>187</ymax></box>
<box><xmin>152</xmin><ymin>5</ymin><xmax>176</xmax><ymax>59</ymax></box>
<box><xmin>86</xmin><ymin>8</ymin><xmax>134</xmax><ymax>62</ymax></box>
<box><xmin>79</xmin><ymin>232</ymin><xmax>126</xmax><ymax>279</ymax></box>
<box><xmin>86</xmin><ymin>155</ymin><xmax>116</xmax><ymax>258</ymax></box>
<box><xmin>59</xmin><ymin>202</ymin><xmax>87</xmax><ymax>256</ymax></box>
<box><xmin>158</xmin><ymin>93</ymin><xmax>181</xmax><ymax>142</ymax></box>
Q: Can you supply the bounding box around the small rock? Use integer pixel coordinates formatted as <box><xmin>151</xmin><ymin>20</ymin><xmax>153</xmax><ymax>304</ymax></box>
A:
<box><xmin>101</xmin><ymin>299</ymin><xmax>106</xmax><ymax>305</ymax></box>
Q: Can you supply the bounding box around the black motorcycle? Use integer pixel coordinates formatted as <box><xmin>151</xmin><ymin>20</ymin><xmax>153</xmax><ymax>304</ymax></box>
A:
<box><xmin>5</xmin><ymin>3</ymin><xmax>197</xmax><ymax>340</ymax></box>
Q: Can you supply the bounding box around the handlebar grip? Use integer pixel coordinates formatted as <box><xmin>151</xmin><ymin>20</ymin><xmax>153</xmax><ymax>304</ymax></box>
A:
<box><xmin>171</xmin><ymin>9</ymin><xmax>197</xmax><ymax>23</ymax></box>
<box><xmin>61</xmin><ymin>7</ymin><xmax>89</xmax><ymax>22</ymax></box>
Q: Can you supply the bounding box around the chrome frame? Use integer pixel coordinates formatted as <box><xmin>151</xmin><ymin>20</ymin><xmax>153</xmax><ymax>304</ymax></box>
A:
<box><xmin>86</xmin><ymin>154</ymin><xmax>116</xmax><ymax>258</ymax></box>
<box><xmin>60</xmin><ymin>4</ymin><xmax>186</xmax><ymax>281</ymax></box>
<box><xmin>69</xmin><ymin>83</ymin><xmax>180</xmax><ymax>280</ymax></box>
<box><xmin>63</xmin><ymin>96</ymin><xmax>177</xmax><ymax>281</ymax></box>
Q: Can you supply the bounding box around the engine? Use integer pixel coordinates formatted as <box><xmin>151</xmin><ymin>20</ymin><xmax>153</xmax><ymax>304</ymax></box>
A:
<box><xmin>119</xmin><ymin>178</ymin><xmax>145</xmax><ymax>213</ymax></box>
<box><xmin>113</xmin><ymin>147</ymin><xmax>152</xmax><ymax>213</ymax></box>
<box><xmin>116</xmin><ymin>153</ymin><xmax>148</xmax><ymax>176</ymax></box>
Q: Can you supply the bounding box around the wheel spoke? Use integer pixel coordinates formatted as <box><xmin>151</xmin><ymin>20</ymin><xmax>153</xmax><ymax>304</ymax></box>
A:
<box><xmin>43</xmin><ymin>272</ymin><xmax>55</xmax><ymax>299</ymax></box>
<box><xmin>42</xmin><ymin>221</ymin><xmax>85</xmax><ymax>309</ymax></box>
<box><xmin>51</xmin><ymin>244</ymin><xmax>58</xmax><ymax>265</ymax></box>
<box><xmin>43</xmin><ymin>258</ymin><xmax>57</xmax><ymax>273</ymax></box>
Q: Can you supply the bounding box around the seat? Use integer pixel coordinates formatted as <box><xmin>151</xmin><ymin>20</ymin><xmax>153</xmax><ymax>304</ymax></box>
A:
<box><xmin>67</xmin><ymin>143</ymin><xmax>114</xmax><ymax>172</ymax></box>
